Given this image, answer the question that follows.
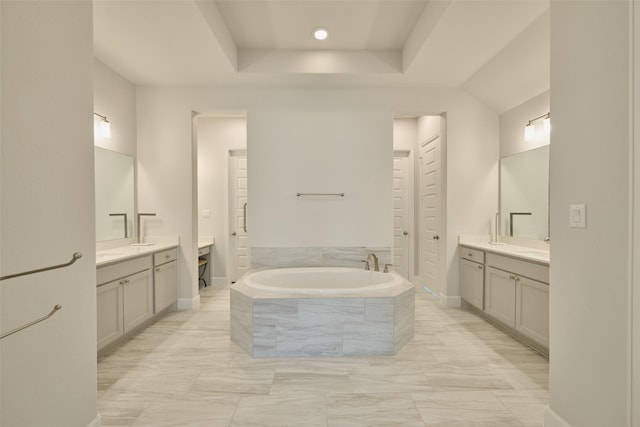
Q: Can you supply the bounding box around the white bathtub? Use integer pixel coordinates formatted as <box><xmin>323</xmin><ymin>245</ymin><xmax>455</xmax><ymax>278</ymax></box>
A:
<box><xmin>230</xmin><ymin>266</ymin><xmax>415</xmax><ymax>357</ymax></box>
<box><xmin>243</xmin><ymin>267</ymin><xmax>404</xmax><ymax>294</ymax></box>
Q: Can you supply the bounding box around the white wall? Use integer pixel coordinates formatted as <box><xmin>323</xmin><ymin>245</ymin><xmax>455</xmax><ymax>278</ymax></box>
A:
<box><xmin>197</xmin><ymin>116</ymin><xmax>247</xmax><ymax>280</ymax></box>
<box><xmin>136</xmin><ymin>86</ymin><xmax>498</xmax><ymax>304</ymax></box>
<box><xmin>547</xmin><ymin>1</ymin><xmax>632</xmax><ymax>426</ymax></box>
<box><xmin>1</xmin><ymin>2</ymin><xmax>98</xmax><ymax>426</ymax></box>
<box><xmin>248</xmin><ymin>92</ymin><xmax>392</xmax><ymax>248</ymax></box>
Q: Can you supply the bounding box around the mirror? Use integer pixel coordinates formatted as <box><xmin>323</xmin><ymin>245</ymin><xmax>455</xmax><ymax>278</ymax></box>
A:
<box><xmin>500</xmin><ymin>145</ymin><xmax>549</xmax><ymax>241</ymax></box>
<box><xmin>95</xmin><ymin>147</ymin><xmax>135</xmax><ymax>242</ymax></box>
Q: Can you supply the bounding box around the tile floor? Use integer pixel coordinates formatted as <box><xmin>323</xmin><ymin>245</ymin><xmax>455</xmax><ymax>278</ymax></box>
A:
<box><xmin>97</xmin><ymin>285</ymin><xmax>549</xmax><ymax>426</ymax></box>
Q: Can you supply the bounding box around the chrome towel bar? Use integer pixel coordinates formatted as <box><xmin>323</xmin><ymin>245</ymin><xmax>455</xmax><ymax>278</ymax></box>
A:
<box><xmin>296</xmin><ymin>193</ymin><xmax>345</xmax><ymax>197</ymax></box>
<box><xmin>0</xmin><ymin>305</ymin><xmax>62</xmax><ymax>340</ymax></box>
<box><xmin>0</xmin><ymin>252</ymin><xmax>82</xmax><ymax>281</ymax></box>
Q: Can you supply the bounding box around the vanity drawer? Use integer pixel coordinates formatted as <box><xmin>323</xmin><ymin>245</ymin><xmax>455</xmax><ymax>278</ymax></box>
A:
<box><xmin>486</xmin><ymin>252</ymin><xmax>549</xmax><ymax>284</ymax></box>
<box><xmin>154</xmin><ymin>248</ymin><xmax>177</xmax><ymax>266</ymax></box>
<box><xmin>97</xmin><ymin>256</ymin><xmax>152</xmax><ymax>286</ymax></box>
<box><xmin>198</xmin><ymin>246</ymin><xmax>210</xmax><ymax>256</ymax></box>
<box><xmin>460</xmin><ymin>246</ymin><xmax>485</xmax><ymax>264</ymax></box>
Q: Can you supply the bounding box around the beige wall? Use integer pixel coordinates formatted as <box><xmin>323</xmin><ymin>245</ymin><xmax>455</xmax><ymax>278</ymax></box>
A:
<box><xmin>1</xmin><ymin>2</ymin><xmax>98</xmax><ymax>425</ymax></box>
<box><xmin>548</xmin><ymin>1</ymin><xmax>632</xmax><ymax>425</ymax></box>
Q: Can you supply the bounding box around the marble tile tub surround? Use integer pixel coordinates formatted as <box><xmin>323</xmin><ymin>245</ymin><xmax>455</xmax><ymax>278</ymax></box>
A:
<box><xmin>97</xmin><ymin>285</ymin><xmax>549</xmax><ymax>427</ymax></box>
<box><xmin>250</xmin><ymin>246</ymin><xmax>391</xmax><ymax>269</ymax></box>
<box><xmin>230</xmin><ymin>275</ymin><xmax>415</xmax><ymax>357</ymax></box>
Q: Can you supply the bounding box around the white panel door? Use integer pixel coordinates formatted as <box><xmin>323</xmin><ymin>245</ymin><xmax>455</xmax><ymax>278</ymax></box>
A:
<box><xmin>420</xmin><ymin>135</ymin><xmax>441</xmax><ymax>293</ymax></box>
<box><xmin>229</xmin><ymin>153</ymin><xmax>248</xmax><ymax>283</ymax></box>
<box><xmin>393</xmin><ymin>152</ymin><xmax>410</xmax><ymax>279</ymax></box>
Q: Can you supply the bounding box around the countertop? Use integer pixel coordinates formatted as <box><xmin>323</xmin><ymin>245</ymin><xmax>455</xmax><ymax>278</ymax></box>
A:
<box><xmin>459</xmin><ymin>235</ymin><xmax>550</xmax><ymax>265</ymax></box>
<box><xmin>198</xmin><ymin>239</ymin><xmax>214</xmax><ymax>249</ymax></box>
<box><xmin>96</xmin><ymin>242</ymin><xmax>178</xmax><ymax>267</ymax></box>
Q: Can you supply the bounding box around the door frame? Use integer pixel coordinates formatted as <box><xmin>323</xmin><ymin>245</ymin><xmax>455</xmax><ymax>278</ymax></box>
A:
<box><xmin>393</xmin><ymin>149</ymin><xmax>416</xmax><ymax>283</ymax></box>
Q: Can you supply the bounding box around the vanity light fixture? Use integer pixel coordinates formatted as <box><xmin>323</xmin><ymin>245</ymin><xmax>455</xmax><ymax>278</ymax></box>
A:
<box><xmin>94</xmin><ymin>112</ymin><xmax>111</xmax><ymax>139</ymax></box>
<box><xmin>312</xmin><ymin>27</ymin><xmax>329</xmax><ymax>41</ymax></box>
<box><xmin>524</xmin><ymin>112</ymin><xmax>550</xmax><ymax>141</ymax></box>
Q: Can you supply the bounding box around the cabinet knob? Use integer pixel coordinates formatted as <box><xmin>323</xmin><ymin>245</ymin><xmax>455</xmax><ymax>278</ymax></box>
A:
<box><xmin>477</xmin><ymin>265</ymin><xmax>483</xmax><ymax>270</ymax></box>
<box><xmin>165</xmin><ymin>255</ymin><xmax>170</xmax><ymax>259</ymax></box>
<box><xmin>468</xmin><ymin>253</ymin><xmax>473</xmax><ymax>257</ymax></box>
<box><xmin>155</xmin><ymin>268</ymin><xmax>160</xmax><ymax>272</ymax></box>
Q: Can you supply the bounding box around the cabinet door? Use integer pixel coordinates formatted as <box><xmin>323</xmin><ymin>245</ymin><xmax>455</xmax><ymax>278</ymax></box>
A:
<box><xmin>516</xmin><ymin>277</ymin><xmax>549</xmax><ymax>349</ymax></box>
<box><xmin>460</xmin><ymin>258</ymin><xmax>484</xmax><ymax>309</ymax></box>
<box><xmin>97</xmin><ymin>280</ymin><xmax>123</xmax><ymax>351</ymax></box>
<box><xmin>154</xmin><ymin>260</ymin><xmax>177</xmax><ymax>313</ymax></box>
<box><xmin>123</xmin><ymin>269</ymin><xmax>153</xmax><ymax>333</ymax></box>
<box><xmin>484</xmin><ymin>266</ymin><xmax>516</xmax><ymax>328</ymax></box>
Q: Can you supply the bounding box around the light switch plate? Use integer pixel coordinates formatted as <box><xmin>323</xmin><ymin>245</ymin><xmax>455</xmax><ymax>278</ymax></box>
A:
<box><xmin>202</xmin><ymin>209</ymin><xmax>211</xmax><ymax>219</ymax></box>
<box><xmin>569</xmin><ymin>204</ymin><xmax>586</xmax><ymax>228</ymax></box>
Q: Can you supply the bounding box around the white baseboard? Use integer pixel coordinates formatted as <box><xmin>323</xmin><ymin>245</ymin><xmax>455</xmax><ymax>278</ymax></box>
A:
<box><xmin>87</xmin><ymin>414</ymin><xmax>101</xmax><ymax>427</ymax></box>
<box><xmin>544</xmin><ymin>406</ymin><xmax>572</xmax><ymax>427</ymax></box>
<box><xmin>439</xmin><ymin>294</ymin><xmax>461</xmax><ymax>307</ymax></box>
<box><xmin>212</xmin><ymin>276</ymin><xmax>226</xmax><ymax>286</ymax></box>
<box><xmin>177</xmin><ymin>294</ymin><xmax>200</xmax><ymax>310</ymax></box>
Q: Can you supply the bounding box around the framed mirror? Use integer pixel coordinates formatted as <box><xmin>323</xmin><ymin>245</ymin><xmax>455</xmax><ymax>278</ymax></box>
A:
<box><xmin>500</xmin><ymin>145</ymin><xmax>549</xmax><ymax>241</ymax></box>
<box><xmin>95</xmin><ymin>147</ymin><xmax>135</xmax><ymax>242</ymax></box>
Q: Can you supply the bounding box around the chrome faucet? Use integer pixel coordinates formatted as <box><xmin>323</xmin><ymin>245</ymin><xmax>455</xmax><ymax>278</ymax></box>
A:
<box><xmin>136</xmin><ymin>213</ymin><xmax>156</xmax><ymax>244</ymax></box>
<box><xmin>367</xmin><ymin>253</ymin><xmax>380</xmax><ymax>272</ymax></box>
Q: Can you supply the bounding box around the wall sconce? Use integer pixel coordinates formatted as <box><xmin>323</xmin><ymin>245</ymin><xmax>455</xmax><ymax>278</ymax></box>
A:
<box><xmin>524</xmin><ymin>112</ymin><xmax>550</xmax><ymax>141</ymax></box>
<box><xmin>94</xmin><ymin>112</ymin><xmax>111</xmax><ymax>139</ymax></box>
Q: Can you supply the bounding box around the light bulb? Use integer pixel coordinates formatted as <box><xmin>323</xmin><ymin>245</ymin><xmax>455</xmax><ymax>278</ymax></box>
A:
<box><xmin>99</xmin><ymin>120</ymin><xmax>111</xmax><ymax>139</ymax></box>
<box><xmin>524</xmin><ymin>124</ymin><xmax>535</xmax><ymax>141</ymax></box>
<box><xmin>313</xmin><ymin>27</ymin><xmax>328</xmax><ymax>41</ymax></box>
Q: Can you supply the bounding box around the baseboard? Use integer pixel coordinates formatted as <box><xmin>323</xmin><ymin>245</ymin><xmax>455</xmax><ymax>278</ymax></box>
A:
<box><xmin>439</xmin><ymin>293</ymin><xmax>461</xmax><ymax>307</ymax></box>
<box><xmin>212</xmin><ymin>276</ymin><xmax>226</xmax><ymax>286</ymax></box>
<box><xmin>544</xmin><ymin>406</ymin><xmax>572</xmax><ymax>427</ymax></box>
<box><xmin>177</xmin><ymin>294</ymin><xmax>200</xmax><ymax>310</ymax></box>
<box><xmin>87</xmin><ymin>414</ymin><xmax>102</xmax><ymax>427</ymax></box>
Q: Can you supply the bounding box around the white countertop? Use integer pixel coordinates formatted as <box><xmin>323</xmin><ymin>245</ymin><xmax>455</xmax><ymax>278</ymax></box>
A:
<box><xmin>459</xmin><ymin>235</ymin><xmax>550</xmax><ymax>265</ymax></box>
<box><xmin>96</xmin><ymin>242</ymin><xmax>178</xmax><ymax>267</ymax></box>
<box><xmin>198</xmin><ymin>239</ymin><xmax>214</xmax><ymax>249</ymax></box>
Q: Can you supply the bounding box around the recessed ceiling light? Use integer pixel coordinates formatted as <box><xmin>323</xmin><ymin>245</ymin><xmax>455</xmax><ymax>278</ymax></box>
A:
<box><xmin>312</xmin><ymin>27</ymin><xmax>328</xmax><ymax>41</ymax></box>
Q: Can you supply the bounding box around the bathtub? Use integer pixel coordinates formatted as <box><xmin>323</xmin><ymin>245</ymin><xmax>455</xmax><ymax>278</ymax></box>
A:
<box><xmin>243</xmin><ymin>267</ymin><xmax>405</xmax><ymax>295</ymax></box>
<box><xmin>230</xmin><ymin>267</ymin><xmax>415</xmax><ymax>357</ymax></box>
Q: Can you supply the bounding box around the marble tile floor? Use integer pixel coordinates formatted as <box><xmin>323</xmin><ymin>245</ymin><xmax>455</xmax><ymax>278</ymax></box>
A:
<box><xmin>97</xmin><ymin>285</ymin><xmax>549</xmax><ymax>426</ymax></box>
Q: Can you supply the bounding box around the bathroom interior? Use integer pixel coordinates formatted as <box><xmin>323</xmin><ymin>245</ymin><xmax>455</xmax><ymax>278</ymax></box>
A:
<box><xmin>1</xmin><ymin>1</ymin><xmax>638</xmax><ymax>426</ymax></box>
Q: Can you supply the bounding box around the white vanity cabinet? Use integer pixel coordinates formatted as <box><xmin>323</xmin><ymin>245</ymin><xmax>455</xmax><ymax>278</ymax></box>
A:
<box><xmin>153</xmin><ymin>248</ymin><xmax>177</xmax><ymax>313</ymax></box>
<box><xmin>484</xmin><ymin>252</ymin><xmax>549</xmax><ymax>351</ymax></box>
<box><xmin>96</xmin><ymin>256</ymin><xmax>153</xmax><ymax>351</ymax></box>
<box><xmin>459</xmin><ymin>246</ymin><xmax>485</xmax><ymax>310</ymax></box>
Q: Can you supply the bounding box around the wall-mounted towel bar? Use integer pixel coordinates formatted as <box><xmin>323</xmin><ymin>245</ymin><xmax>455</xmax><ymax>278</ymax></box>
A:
<box><xmin>0</xmin><ymin>304</ymin><xmax>62</xmax><ymax>340</ymax></box>
<box><xmin>0</xmin><ymin>252</ymin><xmax>82</xmax><ymax>281</ymax></box>
<box><xmin>296</xmin><ymin>193</ymin><xmax>345</xmax><ymax>197</ymax></box>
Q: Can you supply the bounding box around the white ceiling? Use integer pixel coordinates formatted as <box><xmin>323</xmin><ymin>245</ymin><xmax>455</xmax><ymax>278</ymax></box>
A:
<box><xmin>93</xmin><ymin>0</ymin><xmax>550</xmax><ymax>113</ymax></box>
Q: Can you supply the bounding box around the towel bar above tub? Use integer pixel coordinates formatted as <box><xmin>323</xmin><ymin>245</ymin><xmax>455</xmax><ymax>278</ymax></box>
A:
<box><xmin>296</xmin><ymin>193</ymin><xmax>345</xmax><ymax>197</ymax></box>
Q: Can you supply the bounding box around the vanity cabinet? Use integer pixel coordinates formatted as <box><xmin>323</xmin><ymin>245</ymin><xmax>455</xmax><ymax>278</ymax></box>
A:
<box><xmin>459</xmin><ymin>246</ymin><xmax>485</xmax><ymax>310</ymax></box>
<box><xmin>153</xmin><ymin>248</ymin><xmax>177</xmax><ymax>313</ymax></box>
<box><xmin>96</xmin><ymin>255</ymin><xmax>153</xmax><ymax>352</ymax></box>
<box><xmin>484</xmin><ymin>266</ymin><xmax>516</xmax><ymax>327</ymax></box>
<box><xmin>484</xmin><ymin>252</ymin><xmax>549</xmax><ymax>351</ymax></box>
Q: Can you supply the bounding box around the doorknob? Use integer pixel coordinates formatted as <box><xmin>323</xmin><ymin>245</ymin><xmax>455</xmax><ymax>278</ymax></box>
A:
<box><xmin>232</xmin><ymin>232</ymin><xmax>237</xmax><ymax>236</ymax></box>
<box><xmin>432</xmin><ymin>235</ymin><xmax>440</xmax><ymax>240</ymax></box>
<box><xmin>403</xmin><ymin>231</ymin><xmax>408</xmax><ymax>236</ymax></box>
